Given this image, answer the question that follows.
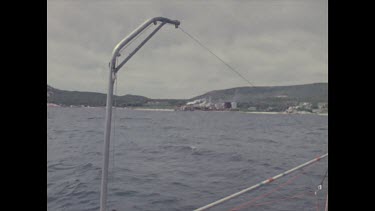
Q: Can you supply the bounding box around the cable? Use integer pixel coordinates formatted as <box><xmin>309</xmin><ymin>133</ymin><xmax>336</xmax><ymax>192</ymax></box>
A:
<box><xmin>179</xmin><ymin>27</ymin><xmax>255</xmax><ymax>87</ymax></box>
<box><xmin>179</xmin><ymin>26</ymin><xmax>325</xmax><ymax>138</ymax></box>
<box><xmin>319</xmin><ymin>168</ymin><xmax>328</xmax><ymax>187</ymax></box>
<box><xmin>182</xmin><ymin>21</ymin><xmax>328</xmax><ymax>211</ymax></box>
<box><xmin>180</xmin><ymin>26</ymin><xmax>279</xmax><ymax>149</ymax></box>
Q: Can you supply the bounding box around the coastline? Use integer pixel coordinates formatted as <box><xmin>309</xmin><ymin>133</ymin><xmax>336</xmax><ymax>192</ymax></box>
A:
<box><xmin>47</xmin><ymin>105</ymin><xmax>328</xmax><ymax>116</ymax></box>
<box><xmin>241</xmin><ymin>111</ymin><xmax>327</xmax><ymax>116</ymax></box>
<box><xmin>131</xmin><ymin>107</ymin><xmax>175</xmax><ymax>112</ymax></box>
<box><xmin>241</xmin><ymin>111</ymin><xmax>284</xmax><ymax>115</ymax></box>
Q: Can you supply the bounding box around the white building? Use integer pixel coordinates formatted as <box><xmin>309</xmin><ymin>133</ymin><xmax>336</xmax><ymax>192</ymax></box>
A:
<box><xmin>231</xmin><ymin>102</ymin><xmax>237</xmax><ymax>109</ymax></box>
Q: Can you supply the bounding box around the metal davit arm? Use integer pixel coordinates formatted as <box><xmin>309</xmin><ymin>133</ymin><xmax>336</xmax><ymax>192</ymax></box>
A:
<box><xmin>114</xmin><ymin>22</ymin><xmax>166</xmax><ymax>73</ymax></box>
<box><xmin>100</xmin><ymin>17</ymin><xmax>180</xmax><ymax>211</ymax></box>
<box><xmin>110</xmin><ymin>17</ymin><xmax>180</xmax><ymax>73</ymax></box>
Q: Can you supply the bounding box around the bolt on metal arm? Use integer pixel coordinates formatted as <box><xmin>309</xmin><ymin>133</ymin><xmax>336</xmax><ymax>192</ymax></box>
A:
<box><xmin>100</xmin><ymin>17</ymin><xmax>180</xmax><ymax>211</ymax></box>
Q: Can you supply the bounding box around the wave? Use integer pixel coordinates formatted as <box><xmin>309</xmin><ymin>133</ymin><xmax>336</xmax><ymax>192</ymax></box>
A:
<box><xmin>228</xmin><ymin>154</ymin><xmax>243</xmax><ymax>162</ymax></box>
<box><xmin>250</xmin><ymin>138</ymin><xmax>279</xmax><ymax>144</ymax></box>
<box><xmin>120</xmin><ymin>117</ymin><xmax>152</xmax><ymax>121</ymax></box>
<box><xmin>162</xmin><ymin>125</ymin><xmax>191</xmax><ymax>131</ymax></box>
<box><xmin>170</xmin><ymin>181</ymin><xmax>190</xmax><ymax>188</ymax></box>
<box><xmin>48</xmin><ymin>162</ymin><xmax>92</xmax><ymax>170</ymax></box>
<box><xmin>151</xmin><ymin>197</ymin><xmax>179</xmax><ymax>205</ymax></box>
<box><xmin>160</xmin><ymin>145</ymin><xmax>197</xmax><ymax>153</ymax></box>
<box><xmin>115</xmin><ymin>190</ymin><xmax>138</xmax><ymax>197</ymax></box>
<box><xmin>87</xmin><ymin>117</ymin><xmax>103</xmax><ymax>120</ymax></box>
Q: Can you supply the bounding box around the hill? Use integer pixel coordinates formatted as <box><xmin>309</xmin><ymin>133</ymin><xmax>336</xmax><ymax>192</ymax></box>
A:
<box><xmin>47</xmin><ymin>85</ymin><xmax>150</xmax><ymax>107</ymax></box>
<box><xmin>192</xmin><ymin>83</ymin><xmax>327</xmax><ymax>111</ymax></box>
<box><xmin>47</xmin><ymin>83</ymin><xmax>327</xmax><ymax>111</ymax></box>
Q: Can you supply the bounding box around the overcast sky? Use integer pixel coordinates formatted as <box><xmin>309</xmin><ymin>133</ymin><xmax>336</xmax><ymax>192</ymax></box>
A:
<box><xmin>47</xmin><ymin>0</ymin><xmax>327</xmax><ymax>99</ymax></box>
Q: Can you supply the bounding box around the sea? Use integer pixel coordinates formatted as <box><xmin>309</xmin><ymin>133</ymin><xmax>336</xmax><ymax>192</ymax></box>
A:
<box><xmin>47</xmin><ymin>107</ymin><xmax>328</xmax><ymax>211</ymax></box>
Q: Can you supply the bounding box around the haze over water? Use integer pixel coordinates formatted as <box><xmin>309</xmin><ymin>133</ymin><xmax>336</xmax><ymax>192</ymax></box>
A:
<box><xmin>47</xmin><ymin>107</ymin><xmax>328</xmax><ymax>211</ymax></box>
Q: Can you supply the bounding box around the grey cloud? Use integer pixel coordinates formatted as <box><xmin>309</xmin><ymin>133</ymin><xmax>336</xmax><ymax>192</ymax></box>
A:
<box><xmin>47</xmin><ymin>0</ymin><xmax>327</xmax><ymax>99</ymax></box>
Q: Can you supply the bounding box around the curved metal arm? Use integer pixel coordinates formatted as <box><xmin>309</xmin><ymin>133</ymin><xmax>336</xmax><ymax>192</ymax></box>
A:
<box><xmin>100</xmin><ymin>17</ymin><xmax>180</xmax><ymax>211</ymax></box>
<box><xmin>114</xmin><ymin>22</ymin><xmax>166</xmax><ymax>73</ymax></box>
<box><xmin>110</xmin><ymin>17</ymin><xmax>180</xmax><ymax>73</ymax></box>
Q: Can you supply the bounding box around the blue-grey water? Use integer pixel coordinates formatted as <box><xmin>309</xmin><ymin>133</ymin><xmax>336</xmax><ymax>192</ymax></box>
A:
<box><xmin>47</xmin><ymin>107</ymin><xmax>328</xmax><ymax>211</ymax></box>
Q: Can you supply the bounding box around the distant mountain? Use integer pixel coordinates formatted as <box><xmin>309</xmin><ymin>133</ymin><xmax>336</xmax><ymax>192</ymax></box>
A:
<box><xmin>47</xmin><ymin>85</ymin><xmax>150</xmax><ymax>107</ymax></box>
<box><xmin>191</xmin><ymin>83</ymin><xmax>327</xmax><ymax>111</ymax></box>
<box><xmin>193</xmin><ymin>83</ymin><xmax>327</xmax><ymax>102</ymax></box>
<box><xmin>47</xmin><ymin>83</ymin><xmax>327</xmax><ymax>111</ymax></box>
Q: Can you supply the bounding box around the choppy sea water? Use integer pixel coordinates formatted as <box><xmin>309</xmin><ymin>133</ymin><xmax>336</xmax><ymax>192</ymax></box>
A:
<box><xmin>47</xmin><ymin>107</ymin><xmax>328</xmax><ymax>211</ymax></box>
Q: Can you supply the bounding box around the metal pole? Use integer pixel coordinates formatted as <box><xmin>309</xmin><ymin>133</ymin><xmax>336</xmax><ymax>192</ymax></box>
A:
<box><xmin>100</xmin><ymin>66</ymin><xmax>115</xmax><ymax>211</ymax></box>
<box><xmin>194</xmin><ymin>153</ymin><xmax>328</xmax><ymax>211</ymax></box>
<box><xmin>100</xmin><ymin>17</ymin><xmax>180</xmax><ymax>211</ymax></box>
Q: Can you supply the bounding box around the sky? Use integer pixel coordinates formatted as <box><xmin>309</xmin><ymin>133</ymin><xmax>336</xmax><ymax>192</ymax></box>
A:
<box><xmin>47</xmin><ymin>0</ymin><xmax>327</xmax><ymax>99</ymax></box>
